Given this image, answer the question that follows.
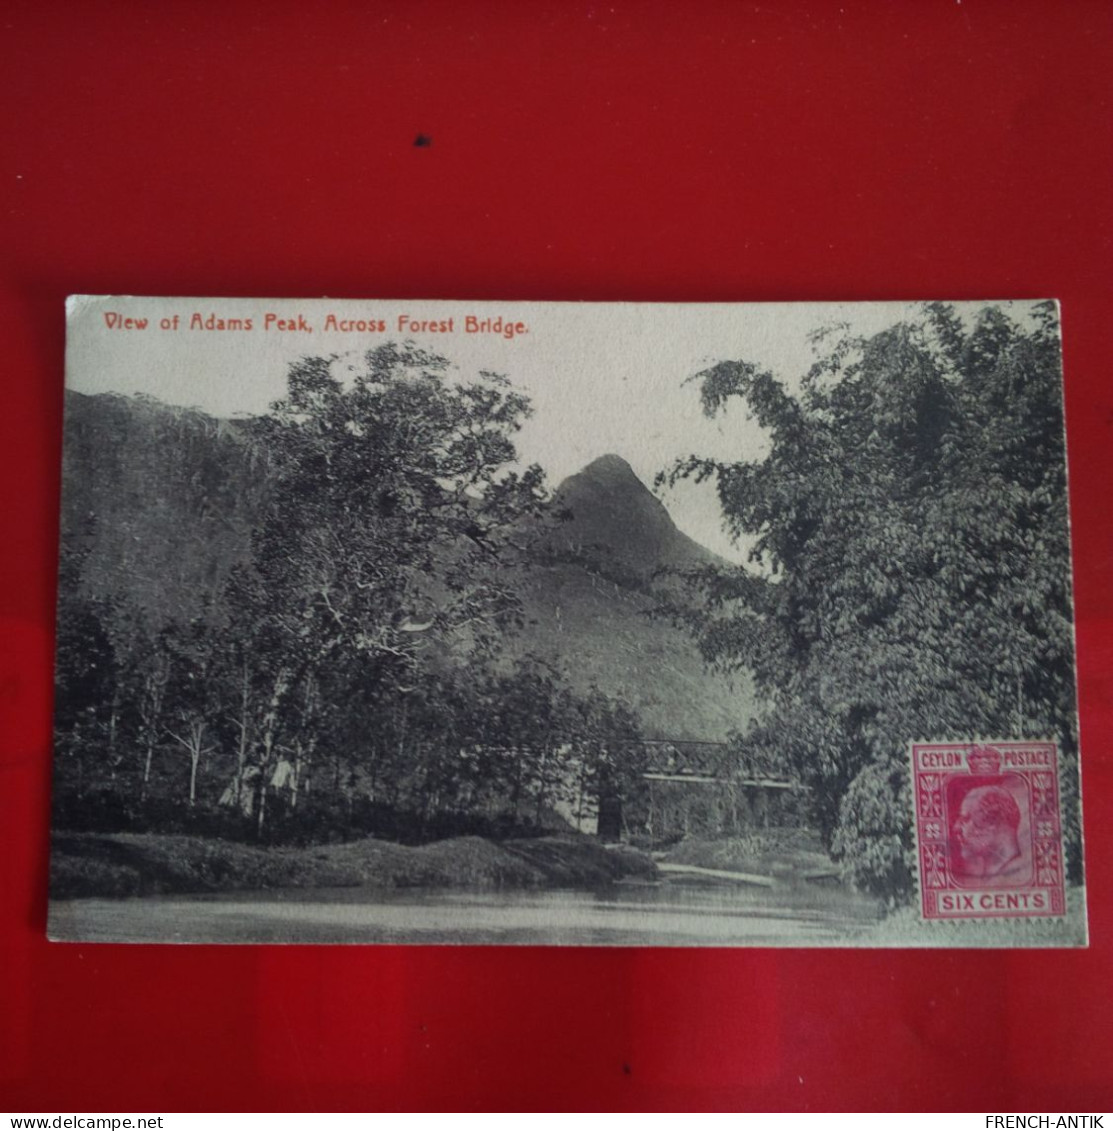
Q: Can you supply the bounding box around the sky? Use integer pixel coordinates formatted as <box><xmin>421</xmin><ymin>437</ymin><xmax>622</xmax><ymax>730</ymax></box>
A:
<box><xmin>65</xmin><ymin>297</ymin><xmax>1039</xmax><ymax>561</ymax></box>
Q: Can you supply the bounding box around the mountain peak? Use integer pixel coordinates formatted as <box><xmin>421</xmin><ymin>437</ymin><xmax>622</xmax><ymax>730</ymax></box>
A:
<box><xmin>547</xmin><ymin>453</ymin><xmax>717</xmax><ymax>575</ymax></box>
<box><xmin>556</xmin><ymin>453</ymin><xmax>659</xmax><ymax>515</ymax></box>
<box><xmin>580</xmin><ymin>453</ymin><xmax>640</xmax><ymax>480</ymax></box>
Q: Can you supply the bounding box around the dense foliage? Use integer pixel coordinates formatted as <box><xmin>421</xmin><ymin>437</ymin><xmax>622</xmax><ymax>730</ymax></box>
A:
<box><xmin>664</xmin><ymin>303</ymin><xmax>1078</xmax><ymax>899</ymax></box>
<box><xmin>53</xmin><ymin>345</ymin><xmax>643</xmax><ymax>843</ymax></box>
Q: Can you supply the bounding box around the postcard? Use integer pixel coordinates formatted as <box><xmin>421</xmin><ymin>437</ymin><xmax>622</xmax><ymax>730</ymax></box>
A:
<box><xmin>48</xmin><ymin>297</ymin><xmax>1085</xmax><ymax>945</ymax></box>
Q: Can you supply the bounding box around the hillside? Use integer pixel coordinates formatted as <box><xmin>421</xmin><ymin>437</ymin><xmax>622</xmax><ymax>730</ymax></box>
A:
<box><xmin>58</xmin><ymin>392</ymin><xmax>757</xmax><ymax>742</ymax></box>
<box><xmin>512</xmin><ymin>454</ymin><xmax>756</xmax><ymax>740</ymax></box>
<box><xmin>59</xmin><ymin>391</ymin><xmax>270</xmax><ymax>629</ymax></box>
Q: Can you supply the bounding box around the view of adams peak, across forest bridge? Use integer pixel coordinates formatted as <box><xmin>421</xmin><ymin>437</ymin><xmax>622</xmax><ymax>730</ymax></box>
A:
<box><xmin>48</xmin><ymin>299</ymin><xmax>1082</xmax><ymax>945</ymax></box>
<box><xmin>50</xmin><ymin>386</ymin><xmax>820</xmax><ymax>904</ymax></box>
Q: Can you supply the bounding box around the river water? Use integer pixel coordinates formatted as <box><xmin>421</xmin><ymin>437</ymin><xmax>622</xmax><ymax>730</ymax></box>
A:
<box><xmin>49</xmin><ymin>879</ymin><xmax>884</xmax><ymax>945</ymax></box>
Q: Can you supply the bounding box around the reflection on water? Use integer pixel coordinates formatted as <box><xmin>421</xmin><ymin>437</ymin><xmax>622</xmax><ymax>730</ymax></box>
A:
<box><xmin>50</xmin><ymin>878</ymin><xmax>884</xmax><ymax>946</ymax></box>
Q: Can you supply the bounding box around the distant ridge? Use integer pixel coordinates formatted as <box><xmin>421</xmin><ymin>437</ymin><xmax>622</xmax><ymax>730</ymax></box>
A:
<box><xmin>59</xmin><ymin>391</ymin><xmax>269</xmax><ymax>628</ymax></box>
<box><xmin>60</xmin><ymin>393</ymin><xmax>758</xmax><ymax>743</ymax></box>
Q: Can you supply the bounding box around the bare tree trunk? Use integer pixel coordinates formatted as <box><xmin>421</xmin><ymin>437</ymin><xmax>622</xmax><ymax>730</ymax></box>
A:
<box><xmin>534</xmin><ymin>743</ymin><xmax>550</xmax><ymax>824</ymax></box>
<box><xmin>190</xmin><ymin>743</ymin><xmax>200</xmax><ymax>807</ymax></box>
<box><xmin>232</xmin><ymin>657</ymin><xmax>252</xmax><ymax>807</ymax></box>
<box><xmin>168</xmin><ymin>719</ymin><xmax>210</xmax><ymax>808</ymax></box>
<box><xmin>290</xmin><ymin>677</ymin><xmax>319</xmax><ymax>813</ymax></box>
<box><xmin>510</xmin><ymin>747</ymin><xmax>525</xmax><ymax>820</ymax></box>
<box><xmin>108</xmin><ymin>685</ymin><xmax>119</xmax><ymax>757</ymax></box>
<box><xmin>575</xmin><ymin>758</ymin><xmax>586</xmax><ymax>831</ymax></box>
<box><xmin>290</xmin><ymin>739</ymin><xmax>314</xmax><ymax>812</ymax></box>
<box><xmin>256</xmin><ymin>666</ymin><xmax>291</xmax><ymax>837</ymax></box>
<box><xmin>139</xmin><ymin>662</ymin><xmax>169</xmax><ymax>800</ymax></box>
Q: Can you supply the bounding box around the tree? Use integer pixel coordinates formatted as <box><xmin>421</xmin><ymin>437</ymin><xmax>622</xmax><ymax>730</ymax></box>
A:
<box><xmin>53</xmin><ymin>570</ymin><xmax>119</xmax><ymax>804</ymax></box>
<box><xmin>229</xmin><ymin>342</ymin><xmax>548</xmax><ymax>832</ymax></box>
<box><xmin>472</xmin><ymin>658</ymin><xmax>571</xmax><ymax>821</ymax></box>
<box><xmin>565</xmin><ymin>687</ymin><xmax>645</xmax><ymax>838</ymax></box>
<box><xmin>663</xmin><ymin>303</ymin><xmax>1077</xmax><ymax>900</ymax></box>
<box><xmin>162</xmin><ymin>620</ymin><xmax>219</xmax><ymax>808</ymax></box>
<box><xmin>121</xmin><ymin>627</ymin><xmax>173</xmax><ymax>799</ymax></box>
<box><xmin>462</xmin><ymin>660</ymin><xmax>643</xmax><ymax>831</ymax></box>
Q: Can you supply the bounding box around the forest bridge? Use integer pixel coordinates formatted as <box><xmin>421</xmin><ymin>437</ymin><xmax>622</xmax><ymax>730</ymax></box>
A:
<box><xmin>640</xmin><ymin>738</ymin><xmax>796</xmax><ymax>787</ymax></box>
<box><xmin>599</xmin><ymin>739</ymin><xmax>802</xmax><ymax>840</ymax></box>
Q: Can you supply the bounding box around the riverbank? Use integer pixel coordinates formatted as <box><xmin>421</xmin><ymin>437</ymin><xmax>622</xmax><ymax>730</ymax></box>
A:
<box><xmin>50</xmin><ymin>830</ymin><xmax>658</xmax><ymax>899</ymax></box>
<box><xmin>658</xmin><ymin>829</ymin><xmax>839</xmax><ymax>883</ymax></box>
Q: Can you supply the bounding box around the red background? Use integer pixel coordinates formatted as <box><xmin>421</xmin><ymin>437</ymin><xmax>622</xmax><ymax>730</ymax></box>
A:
<box><xmin>2</xmin><ymin>0</ymin><xmax>1111</xmax><ymax>1111</ymax></box>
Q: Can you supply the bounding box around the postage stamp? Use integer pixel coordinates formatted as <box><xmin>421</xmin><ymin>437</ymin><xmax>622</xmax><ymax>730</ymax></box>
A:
<box><xmin>912</xmin><ymin>741</ymin><xmax>1066</xmax><ymax>921</ymax></box>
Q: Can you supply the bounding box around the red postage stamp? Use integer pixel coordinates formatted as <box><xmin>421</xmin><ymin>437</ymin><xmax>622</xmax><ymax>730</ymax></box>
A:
<box><xmin>911</xmin><ymin>741</ymin><xmax>1066</xmax><ymax>921</ymax></box>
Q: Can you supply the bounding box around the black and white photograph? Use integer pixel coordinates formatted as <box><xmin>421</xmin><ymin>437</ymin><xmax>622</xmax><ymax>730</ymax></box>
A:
<box><xmin>48</xmin><ymin>297</ymin><xmax>1085</xmax><ymax>946</ymax></box>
